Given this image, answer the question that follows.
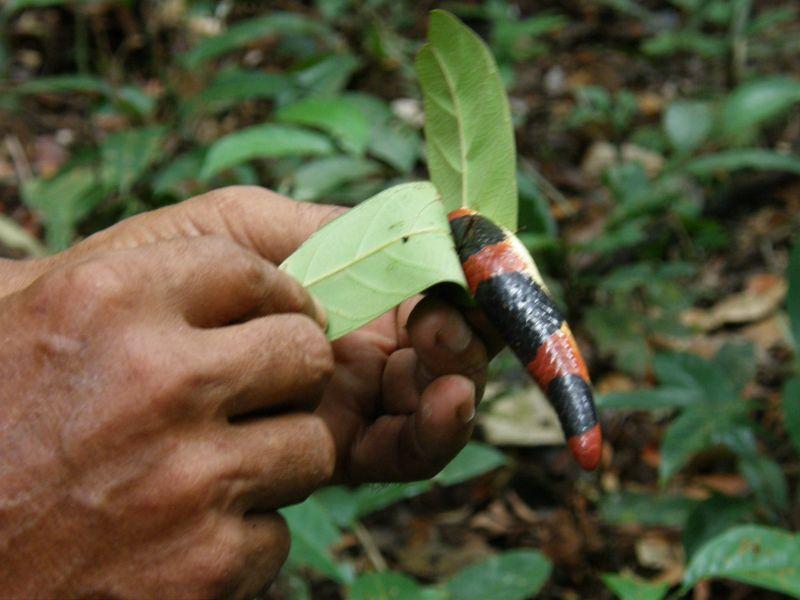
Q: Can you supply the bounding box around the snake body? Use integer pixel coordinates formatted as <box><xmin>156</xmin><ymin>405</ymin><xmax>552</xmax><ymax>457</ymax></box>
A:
<box><xmin>448</xmin><ymin>208</ymin><xmax>602</xmax><ymax>471</ymax></box>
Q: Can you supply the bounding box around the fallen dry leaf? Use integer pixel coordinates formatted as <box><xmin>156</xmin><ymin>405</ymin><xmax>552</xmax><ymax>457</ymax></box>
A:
<box><xmin>635</xmin><ymin>533</ymin><xmax>684</xmax><ymax>571</ymax></box>
<box><xmin>681</xmin><ymin>273</ymin><xmax>787</xmax><ymax>331</ymax></box>
<box><xmin>478</xmin><ymin>385</ymin><xmax>564</xmax><ymax>447</ymax></box>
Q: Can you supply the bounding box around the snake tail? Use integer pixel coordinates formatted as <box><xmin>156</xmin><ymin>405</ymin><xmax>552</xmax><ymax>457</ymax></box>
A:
<box><xmin>448</xmin><ymin>207</ymin><xmax>602</xmax><ymax>471</ymax></box>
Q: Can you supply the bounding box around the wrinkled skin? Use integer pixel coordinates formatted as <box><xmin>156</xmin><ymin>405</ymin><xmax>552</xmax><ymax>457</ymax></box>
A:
<box><xmin>0</xmin><ymin>187</ymin><xmax>492</xmax><ymax>598</ymax></box>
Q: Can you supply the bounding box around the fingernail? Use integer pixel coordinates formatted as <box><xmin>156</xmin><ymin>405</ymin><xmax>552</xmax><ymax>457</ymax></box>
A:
<box><xmin>439</xmin><ymin>312</ymin><xmax>472</xmax><ymax>354</ymax></box>
<box><xmin>457</xmin><ymin>398</ymin><xmax>475</xmax><ymax>424</ymax></box>
<box><xmin>312</xmin><ymin>297</ymin><xmax>328</xmax><ymax>331</ymax></box>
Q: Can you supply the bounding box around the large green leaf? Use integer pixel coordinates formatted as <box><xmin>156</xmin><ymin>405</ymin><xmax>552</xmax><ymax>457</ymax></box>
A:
<box><xmin>682</xmin><ymin>525</ymin><xmax>800</xmax><ymax>596</ymax></box>
<box><xmin>602</xmin><ymin>573</ymin><xmax>669</xmax><ymax>600</ymax></box>
<box><xmin>281</xmin><ymin>182</ymin><xmax>467</xmax><ymax>340</ymax></box>
<box><xmin>182</xmin><ymin>13</ymin><xmax>335</xmax><ymax>69</ymax></box>
<box><xmin>101</xmin><ymin>127</ymin><xmax>166</xmax><ymax>194</ymax></box>
<box><xmin>443</xmin><ymin>550</ymin><xmax>551</xmax><ymax>600</ymax></box>
<box><xmin>415</xmin><ymin>10</ymin><xmax>517</xmax><ymax>230</ymax></box>
<box><xmin>200</xmin><ymin>124</ymin><xmax>334</xmax><ymax>180</ymax></box>
<box><xmin>719</xmin><ymin>77</ymin><xmax>800</xmax><ymax>140</ymax></box>
<box><xmin>350</xmin><ymin>572</ymin><xmax>445</xmax><ymax>600</ymax></box>
<box><xmin>277</xmin><ymin>96</ymin><xmax>372</xmax><ymax>155</ymax></box>
<box><xmin>686</xmin><ymin>149</ymin><xmax>800</xmax><ymax>177</ymax></box>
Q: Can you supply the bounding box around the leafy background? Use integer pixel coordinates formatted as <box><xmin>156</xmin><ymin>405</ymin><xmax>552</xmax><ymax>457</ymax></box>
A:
<box><xmin>2</xmin><ymin>0</ymin><xmax>800</xmax><ymax>598</ymax></box>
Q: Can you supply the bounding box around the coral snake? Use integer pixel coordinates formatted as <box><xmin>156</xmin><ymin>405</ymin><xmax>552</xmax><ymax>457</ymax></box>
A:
<box><xmin>448</xmin><ymin>208</ymin><xmax>602</xmax><ymax>471</ymax></box>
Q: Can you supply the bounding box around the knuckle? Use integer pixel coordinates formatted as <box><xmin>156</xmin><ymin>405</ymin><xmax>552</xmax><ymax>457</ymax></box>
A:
<box><xmin>294</xmin><ymin>317</ymin><xmax>334</xmax><ymax>382</ymax></box>
<box><xmin>307</xmin><ymin>417</ymin><xmax>336</xmax><ymax>485</ymax></box>
<box><xmin>195</xmin><ymin>524</ymin><xmax>247</xmax><ymax>597</ymax></box>
<box><xmin>63</xmin><ymin>258</ymin><xmax>129</xmax><ymax>304</ymax></box>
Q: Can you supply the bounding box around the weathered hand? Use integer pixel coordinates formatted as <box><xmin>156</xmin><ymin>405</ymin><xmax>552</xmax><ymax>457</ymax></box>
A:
<box><xmin>0</xmin><ymin>233</ymin><xmax>335</xmax><ymax>598</ymax></box>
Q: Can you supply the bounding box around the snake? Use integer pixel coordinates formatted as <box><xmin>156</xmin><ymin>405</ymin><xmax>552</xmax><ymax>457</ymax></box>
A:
<box><xmin>448</xmin><ymin>208</ymin><xmax>602</xmax><ymax>471</ymax></box>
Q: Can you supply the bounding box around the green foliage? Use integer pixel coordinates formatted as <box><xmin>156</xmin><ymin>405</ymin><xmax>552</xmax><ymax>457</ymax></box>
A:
<box><xmin>415</xmin><ymin>10</ymin><xmax>518</xmax><ymax>230</ymax></box>
<box><xmin>276</xmin><ymin>96</ymin><xmax>372</xmax><ymax>155</ymax></box>
<box><xmin>682</xmin><ymin>526</ymin><xmax>800</xmax><ymax>596</ymax></box>
<box><xmin>281</xmin><ymin>182</ymin><xmax>467</xmax><ymax>340</ymax></box>
<box><xmin>443</xmin><ymin>550</ymin><xmax>551</xmax><ymax>600</ymax></box>
<box><xmin>602</xmin><ymin>573</ymin><xmax>669</xmax><ymax>600</ymax></box>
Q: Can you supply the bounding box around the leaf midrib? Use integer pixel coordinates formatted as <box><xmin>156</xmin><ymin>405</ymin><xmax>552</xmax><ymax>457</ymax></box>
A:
<box><xmin>298</xmin><ymin>226</ymin><xmax>446</xmax><ymax>288</ymax></box>
<box><xmin>429</xmin><ymin>46</ymin><xmax>469</xmax><ymax>208</ymax></box>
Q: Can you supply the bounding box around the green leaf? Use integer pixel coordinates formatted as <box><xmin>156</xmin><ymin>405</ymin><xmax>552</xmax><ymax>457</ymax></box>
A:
<box><xmin>682</xmin><ymin>525</ymin><xmax>800</xmax><ymax>596</ymax></box>
<box><xmin>434</xmin><ymin>441</ymin><xmax>507</xmax><ymax>486</ymax></box>
<box><xmin>182</xmin><ymin>13</ymin><xmax>335</xmax><ymax>69</ymax></box>
<box><xmin>21</xmin><ymin>167</ymin><xmax>106</xmax><ymax>251</ymax></box>
<box><xmin>277</xmin><ymin>97</ymin><xmax>372</xmax><ymax>155</ymax></box>
<box><xmin>200</xmin><ymin>124</ymin><xmax>334</xmax><ymax>181</ymax></box>
<box><xmin>597</xmin><ymin>388</ymin><xmax>702</xmax><ymax>411</ymax></box>
<box><xmin>415</xmin><ymin>10</ymin><xmax>517</xmax><ymax>230</ymax></box>
<box><xmin>663</xmin><ymin>100</ymin><xmax>713</xmax><ymax>154</ymax></box>
<box><xmin>600</xmin><ymin>491</ymin><xmax>699</xmax><ymax>528</ymax></box>
<box><xmin>101</xmin><ymin>127</ymin><xmax>166</xmax><ymax>194</ymax></box>
<box><xmin>291</xmin><ymin>156</ymin><xmax>382</xmax><ymax>201</ymax></box>
<box><xmin>281</xmin><ymin>182</ymin><xmax>467</xmax><ymax>340</ymax></box>
<box><xmin>784</xmin><ymin>377</ymin><xmax>800</xmax><ymax>458</ymax></box>
<box><xmin>0</xmin><ymin>214</ymin><xmax>46</xmax><ymax>257</ymax></box>
<box><xmin>282</xmin><ymin>497</ymin><xmax>352</xmax><ymax>583</ymax></box>
<box><xmin>686</xmin><ymin>149</ymin><xmax>800</xmax><ymax>177</ymax></box>
<box><xmin>660</xmin><ymin>404</ymin><xmax>744</xmax><ymax>483</ymax></box>
<box><xmin>789</xmin><ymin>238</ymin><xmax>800</xmax><ymax>354</ymax></box>
<box><xmin>292</xmin><ymin>53</ymin><xmax>361</xmax><ymax>97</ymax></box>
<box><xmin>602</xmin><ymin>573</ymin><xmax>669</xmax><ymax>600</ymax></box>
<box><xmin>152</xmin><ymin>150</ymin><xmax>205</xmax><ymax>197</ymax></box>
<box><xmin>444</xmin><ymin>550</ymin><xmax>551</xmax><ymax>600</ymax></box>
<box><xmin>683</xmin><ymin>495</ymin><xmax>755</xmax><ymax>560</ymax></box>
<box><xmin>182</xmin><ymin>68</ymin><xmax>289</xmax><ymax>118</ymax></box>
<box><xmin>711</xmin><ymin>343</ymin><xmax>756</xmax><ymax>395</ymax></box>
<box><xmin>369</xmin><ymin>122</ymin><xmax>421</xmax><ymax>173</ymax></box>
<box><xmin>350</xmin><ymin>572</ymin><xmax>444</xmax><ymax>600</ymax></box>
<box><xmin>719</xmin><ymin>77</ymin><xmax>800</xmax><ymax>140</ymax></box>
<box><xmin>738</xmin><ymin>453</ymin><xmax>789</xmax><ymax>511</ymax></box>
<box><xmin>13</xmin><ymin>74</ymin><xmax>108</xmax><ymax>95</ymax></box>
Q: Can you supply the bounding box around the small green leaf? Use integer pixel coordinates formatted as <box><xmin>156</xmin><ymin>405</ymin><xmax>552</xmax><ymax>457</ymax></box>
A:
<box><xmin>277</xmin><ymin>97</ymin><xmax>372</xmax><ymax>155</ymax></box>
<box><xmin>282</xmin><ymin>497</ymin><xmax>352</xmax><ymax>583</ymax></box>
<box><xmin>101</xmin><ymin>127</ymin><xmax>166</xmax><ymax>194</ymax></box>
<box><xmin>13</xmin><ymin>74</ymin><xmax>108</xmax><ymax>95</ymax></box>
<box><xmin>782</xmin><ymin>377</ymin><xmax>800</xmax><ymax>458</ymax></box>
<box><xmin>719</xmin><ymin>77</ymin><xmax>800</xmax><ymax>140</ymax></box>
<box><xmin>663</xmin><ymin>100</ymin><xmax>713</xmax><ymax>154</ymax></box>
<box><xmin>602</xmin><ymin>573</ymin><xmax>669</xmax><ymax>600</ymax></box>
<box><xmin>444</xmin><ymin>550</ymin><xmax>551</xmax><ymax>600</ymax></box>
<box><xmin>281</xmin><ymin>182</ymin><xmax>467</xmax><ymax>340</ymax></box>
<box><xmin>682</xmin><ymin>525</ymin><xmax>800</xmax><ymax>596</ymax></box>
<box><xmin>738</xmin><ymin>453</ymin><xmax>789</xmax><ymax>511</ymax></box>
<box><xmin>292</xmin><ymin>53</ymin><xmax>361</xmax><ymax>97</ymax></box>
<box><xmin>434</xmin><ymin>441</ymin><xmax>507</xmax><ymax>486</ymax></box>
<box><xmin>659</xmin><ymin>404</ymin><xmax>743</xmax><ymax>483</ymax></box>
<box><xmin>683</xmin><ymin>495</ymin><xmax>755</xmax><ymax>560</ymax></box>
<box><xmin>0</xmin><ymin>214</ymin><xmax>46</xmax><ymax>257</ymax></box>
<box><xmin>152</xmin><ymin>150</ymin><xmax>205</xmax><ymax>197</ymax></box>
<box><xmin>182</xmin><ymin>69</ymin><xmax>289</xmax><ymax>118</ymax></box>
<box><xmin>686</xmin><ymin>149</ymin><xmax>800</xmax><ymax>177</ymax></box>
<box><xmin>21</xmin><ymin>167</ymin><xmax>105</xmax><ymax>251</ymax></box>
<box><xmin>291</xmin><ymin>156</ymin><xmax>382</xmax><ymax>201</ymax></box>
<box><xmin>788</xmin><ymin>238</ymin><xmax>800</xmax><ymax>354</ymax></box>
<box><xmin>350</xmin><ymin>572</ymin><xmax>444</xmax><ymax>600</ymax></box>
<box><xmin>416</xmin><ymin>10</ymin><xmax>517</xmax><ymax>230</ymax></box>
<box><xmin>597</xmin><ymin>388</ymin><xmax>702</xmax><ymax>411</ymax></box>
<box><xmin>369</xmin><ymin>122</ymin><xmax>421</xmax><ymax>173</ymax></box>
<box><xmin>200</xmin><ymin>124</ymin><xmax>334</xmax><ymax>180</ymax></box>
<box><xmin>600</xmin><ymin>491</ymin><xmax>699</xmax><ymax>528</ymax></box>
<box><xmin>182</xmin><ymin>13</ymin><xmax>336</xmax><ymax>69</ymax></box>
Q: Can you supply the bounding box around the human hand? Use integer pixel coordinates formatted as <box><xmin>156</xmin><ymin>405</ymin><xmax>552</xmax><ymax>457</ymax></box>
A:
<box><xmin>0</xmin><ymin>235</ymin><xmax>334</xmax><ymax>598</ymax></box>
